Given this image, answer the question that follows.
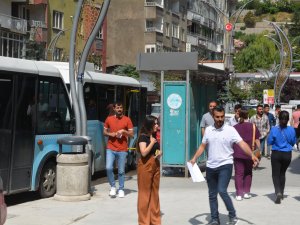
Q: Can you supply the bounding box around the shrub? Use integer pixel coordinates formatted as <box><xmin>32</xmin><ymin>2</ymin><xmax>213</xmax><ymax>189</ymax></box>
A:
<box><xmin>269</xmin><ymin>6</ymin><xmax>279</xmax><ymax>14</ymax></box>
<box><xmin>244</xmin><ymin>11</ymin><xmax>256</xmax><ymax>28</ymax></box>
<box><xmin>240</xmin><ymin>26</ymin><xmax>246</xmax><ymax>30</ymax></box>
<box><xmin>271</xmin><ymin>16</ymin><xmax>276</xmax><ymax>22</ymax></box>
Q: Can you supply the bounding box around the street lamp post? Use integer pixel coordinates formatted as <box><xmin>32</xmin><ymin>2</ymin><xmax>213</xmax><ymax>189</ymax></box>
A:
<box><xmin>200</xmin><ymin>0</ymin><xmax>253</xmax><ymax>73</ymax></box>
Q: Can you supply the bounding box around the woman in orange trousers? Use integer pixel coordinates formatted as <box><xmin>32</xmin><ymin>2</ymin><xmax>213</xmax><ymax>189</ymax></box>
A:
<box><xmin>137</xmin><ymin>115</ymin><xmax>162</xmax><ymax>225</ymax></box>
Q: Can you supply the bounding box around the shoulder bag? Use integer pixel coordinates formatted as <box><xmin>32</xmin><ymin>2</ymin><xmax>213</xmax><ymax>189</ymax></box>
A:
<box><xmin>252</xmin><ymin>124</ymin><xmax>262</xmax><ymax>161</ymax></box>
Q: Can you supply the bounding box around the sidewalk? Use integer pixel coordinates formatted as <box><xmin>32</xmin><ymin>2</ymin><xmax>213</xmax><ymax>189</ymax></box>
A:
<box><xmin>5</xmin><ymin>151</ymin><xmax>300</xmax><ymax>225</ymax></box>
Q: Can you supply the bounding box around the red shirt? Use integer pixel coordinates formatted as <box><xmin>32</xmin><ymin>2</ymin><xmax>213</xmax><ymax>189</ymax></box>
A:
<box><xmin>292</xmin><ymin>111</ymin><xmax>300</xmax><ymax>128</ymax></box>
<box><xmin>104</xmin><ymin>115</ymin><xmax>133</xmax><ymax>151</ymax></box>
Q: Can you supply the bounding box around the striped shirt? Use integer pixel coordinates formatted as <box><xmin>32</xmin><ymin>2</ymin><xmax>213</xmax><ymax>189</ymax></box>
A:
<box><xmin>250</xmin><ymin>114</ymin><xmax>270</xmax><ymax>139</ymax></box>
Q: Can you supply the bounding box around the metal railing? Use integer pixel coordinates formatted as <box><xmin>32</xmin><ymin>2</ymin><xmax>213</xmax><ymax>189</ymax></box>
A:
<box><xmin>145</xmin><ymin>1</ymin><xmax>163</xmax><ymax>8</ymax></box>
<box><xmin>0</xmin><ymin>13</ymin><xmax>27</xmax><ymax>34</ymax></box>
<box><xmin>146</xmin><ymin>27</ymin><xmax>163</xmax><ymax>33</ymax></box>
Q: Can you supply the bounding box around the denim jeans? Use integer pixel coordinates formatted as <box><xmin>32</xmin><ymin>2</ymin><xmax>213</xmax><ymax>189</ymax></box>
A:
<box><xmin>106</xmin><ymin>149</ymin><xmax>128</xmax><ymax>190</ymax></box>
<box><xmin>260</xmin><ymin>137</ymin><xmax>266</xmax><ymax>156</ymax></box>
<box><xmin>206</xmin><ymin>164</ymin><xmax>236</xmax><ymax>221</ymax></box>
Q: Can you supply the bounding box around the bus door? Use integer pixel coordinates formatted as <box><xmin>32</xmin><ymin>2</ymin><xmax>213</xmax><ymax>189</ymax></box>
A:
<box><xmin>0</xmin><ymin>73</ymin><xmax>36</xmax><ymax>193</ymax></box>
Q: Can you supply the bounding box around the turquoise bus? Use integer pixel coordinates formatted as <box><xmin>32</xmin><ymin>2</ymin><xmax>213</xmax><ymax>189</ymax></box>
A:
<box><xmin>0</xmin><ymin>57</ymin><xmax>146</xmax><ymax>198</ymax></box>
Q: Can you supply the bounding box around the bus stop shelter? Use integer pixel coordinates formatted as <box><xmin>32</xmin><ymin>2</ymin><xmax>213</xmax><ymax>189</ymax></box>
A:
<box><xmin>136</xmin><ymin>52</ymin><xmax>225</xmax><ymax>176</ymax></box>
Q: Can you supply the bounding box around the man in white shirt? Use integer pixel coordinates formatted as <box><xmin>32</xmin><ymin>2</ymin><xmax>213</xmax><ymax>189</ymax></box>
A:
<box><xmin>190</xmin><ymin>106</ymin><xmax>259</xmax><ymax>225</ymax></box>
<box><xmin>228</xmin><ymin>104</ymin><xmax>242</xmax><ymax>126</ymax></box>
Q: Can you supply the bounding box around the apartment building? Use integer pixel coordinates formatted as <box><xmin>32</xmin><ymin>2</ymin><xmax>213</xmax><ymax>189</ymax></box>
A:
<box><xmin>0</xmin><ymin>0</ymin><xmax>29</xmax><ymax>58</ymax></box>
<box><xmin>106</xmin><ymin>0</ymin><xmax>188</xmax><ymax>70</ymax></box>
<box><xmin>0</xmin><ymin>0</ymin><xmax>104</xmax><ymax>63</ymax></box>
<box><xmin>187</xmin><ymin>0</ymin><xmax>228</xmax><ymax>61</ymax></box>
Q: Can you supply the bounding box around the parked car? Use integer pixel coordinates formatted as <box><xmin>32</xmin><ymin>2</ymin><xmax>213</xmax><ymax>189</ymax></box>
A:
<box><xmin>0</xmin><ymin>176</ymin><xmax>7</xmax><ymax>225</ymax></box>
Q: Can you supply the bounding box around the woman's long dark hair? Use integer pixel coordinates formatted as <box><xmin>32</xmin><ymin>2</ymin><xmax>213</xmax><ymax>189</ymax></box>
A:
<box><xmin>136</xmin><ymin>115</ymin><xmax>157</xmax><ymax>153</ymax></box>
<box><xmin>279</xmin><ymin>110</ymin><xmax>289</xmax><ymax>128</ymax></box>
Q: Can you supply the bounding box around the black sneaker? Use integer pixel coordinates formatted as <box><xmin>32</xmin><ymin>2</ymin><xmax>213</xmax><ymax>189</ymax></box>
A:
<box><xmin>275</xmin><ymin>193</ymin><xmax>282</xmax><ymax>204</ymax></box>
<box><xmin>227</xmin><ymin>217</ymin><xmax>239</xmax><ymax>225</ymax></box>
<box><xmin>207</xmin><ymin>219</ymin><xmax>220</xmax><ymax>225</ymax></box>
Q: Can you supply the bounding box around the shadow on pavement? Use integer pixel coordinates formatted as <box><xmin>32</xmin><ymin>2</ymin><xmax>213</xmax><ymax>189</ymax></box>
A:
<box><xmin>188</xmin><ymin>213</ymin><xmax>255</xmax><ymax>225</ymax></box>
<box><xmin>253</xmin><ymin>166</ymin><xmax>266</xmax><ymax>171</ymax></box>
<box><xmin>5</xmin><ymin>191</ymin><xmax>41</xmax><ymax>206</ymax></box>
<box><xmin>288</xmin><ymin>155</ymin><xmax>300</xmax><ymax>174</ymax></box>
<box><xmin>264</xmin><ymin>193</ymin><xmax>276</xmax><ymax>203</ymax></box>
<box><xmin>228</xmin><ymin>191</ymin><xmax>258</xmax><ymax>199</ymax></box>
<box><xmin>293</xmin><ymin>196</ymin><xmax>300</xmax><ymax>201</ymax></box>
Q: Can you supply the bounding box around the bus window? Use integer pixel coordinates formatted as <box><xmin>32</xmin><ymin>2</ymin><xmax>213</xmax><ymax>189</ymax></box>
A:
<box><xmin>126</xmin><ymin>89</ymin><xmax>139</xmax><ymax>126</ymax></box>
<box><xmin>84</xmin><ymin>83</ymin><xmax>115</xmax><ymax>122</ymax></box>
<box><xmin>0</xmin><ymin>76</ymin><xmax>13</xmax><ymax>192</ymax></box>
<box><xmin>36</xmin><ymin>78</ymin><xmax>73</xmax><ymax>134</ymax></box>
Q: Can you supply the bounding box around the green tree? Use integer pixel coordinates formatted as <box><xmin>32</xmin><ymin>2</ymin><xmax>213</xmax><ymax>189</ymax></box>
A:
<box><xmin>234</xmin><ymin>34</ymin><xmax>279</xmax><ymax>72</ymax></box>
<box><xmin>248</xmin><ymin>77</ymin><xmax>275</xmax><ymax>102</ymax></box>
<box><xmin>150</xmin><ymin>73</ymin><xmax>185</xmax><ymax>92</ymax></box>
<box><xmin>288</xmin><ymin>9</ymin><xmax>300</xmax><ymax>37</ymax></box>
<box><xmin>244</xmin><ymin>11</ymin><xmax>256</xmax><ymax>28</ymax></box>
<box><xmin>113</xmin><ymin>64</ymin><xmax>139</xmax><ymax>79</ymax></box>
<box><xmin>218</xmin><ymin>78</ymin><xmax>250</xmax><ymax>104</ymax></box>
<box><xmin>281</xmin><ymin>79</ymin><xmax>300</xmax><ymax>102</ymax></box>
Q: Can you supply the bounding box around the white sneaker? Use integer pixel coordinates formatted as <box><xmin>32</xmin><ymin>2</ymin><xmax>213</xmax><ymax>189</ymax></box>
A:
<box><xmin>243</xmin><ymin>193</ymin><xmax>251</xmax><ymax>199</ymax></box>
<box><xmin>118</xmin><ymin>190</ymin><xmax>125</xmax><ymax>198</ymax></box>
<box><xmin>109</xmin><ymin>187</ymin><xmax>116</xmax><ymax>197</ymax></box>
<box><xmin>235</xmin><ymin>196</ymin><xmax>243</xmax><ymax>201</ymax></box>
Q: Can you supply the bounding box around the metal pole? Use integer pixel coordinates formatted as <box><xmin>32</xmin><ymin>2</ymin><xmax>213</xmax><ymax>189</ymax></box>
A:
<box><xmin>69</xmin><ymin>0</ymin><xmax>83</xmax><ymax>136</ymax></box>
<box><xmin>77</xmin><ymin>0</ymin><xmax>111</xmax><ymax>136</ymax></box>
<box><xmin>185</xmin><ymin>70</ymin><xmax>190</xmax><ymax>178</ymax></box>
<box><xmin>160</xmin><ymin>70</ymin><xmax>164</xmax><ymax>174</ymax></box>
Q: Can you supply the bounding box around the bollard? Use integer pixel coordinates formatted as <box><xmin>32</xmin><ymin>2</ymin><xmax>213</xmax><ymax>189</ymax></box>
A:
<box><xmin>54</xmin><ymin>136</ymin><xmax>91</xmax><ymax>201</ymax></box>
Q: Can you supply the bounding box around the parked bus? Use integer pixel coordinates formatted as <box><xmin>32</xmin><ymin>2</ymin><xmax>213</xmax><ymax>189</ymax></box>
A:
<box><xmin>0</xmin><ymin>56</ymin><xmax>146</xmax><ymax>198</ymax></box>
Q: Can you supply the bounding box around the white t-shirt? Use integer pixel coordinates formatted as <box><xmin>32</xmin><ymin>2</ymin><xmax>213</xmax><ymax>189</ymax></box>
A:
<box><xmin>228</xmin><ymin>116</ymin><xmax>238</xmax><ymax>126</ymax></box>
<box><xmin>202</xmin><ymin>124</ymin><xmax>242</xmax><ymax>168</ymax></box>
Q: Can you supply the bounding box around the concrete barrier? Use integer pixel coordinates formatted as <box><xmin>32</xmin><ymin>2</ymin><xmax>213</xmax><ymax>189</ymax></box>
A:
<box><xmin>54</xmin><ymin>153</ymin><xmax>91</xmax><ymax>201</ymax></box>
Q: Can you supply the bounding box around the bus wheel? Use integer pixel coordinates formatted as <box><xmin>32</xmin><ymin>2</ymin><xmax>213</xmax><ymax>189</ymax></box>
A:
<box><xmin>39</xmin><ymin>161</ymin><xmax>56</xmax><ymax>198</ymax></box>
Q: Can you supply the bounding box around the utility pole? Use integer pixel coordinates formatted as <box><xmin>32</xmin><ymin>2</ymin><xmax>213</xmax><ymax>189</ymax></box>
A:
<box><xmin>200</xmin><ymin>0</ymin><xmax>253</xmax><ymax>73</ymax></box>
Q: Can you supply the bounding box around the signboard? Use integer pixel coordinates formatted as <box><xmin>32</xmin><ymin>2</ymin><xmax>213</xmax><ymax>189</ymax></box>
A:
<box><xmin>225</xmin><ymin>23</ymin><xmax>233</xmax><ymax>31</ymax></box>
<box><xmin>263</xmin><ymin>89</ymin><xmax>274</xmax><ymax>105</ymax></box>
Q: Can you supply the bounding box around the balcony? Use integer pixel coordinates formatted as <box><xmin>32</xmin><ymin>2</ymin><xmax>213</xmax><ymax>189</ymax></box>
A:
<box><xmin>0</xmin><ymin>13</ymin><xmax>27</xmax><ymax>34</ymax></box>
<box><xmin>187</xmin><ymin>34</ymin><xmax>198</xmax><ymax>46</ymax></box>
<box><xmin>145</xmin><ymin>31</ymin><xmax>163</xmax><ymax>43</ymax></box>
<box><xmin>198</xmin><ymin>39</ymin><xmax>208</xmax><ymax>47</ymax></box>
<box><xmin>144</xmin><ymin>0</ymin><xmax>164</xmax><ymax>8</ymax></box>
<box><xmin>206</xmin><ymin>41</ymin><xmax>217</xmax><ymax>52</ymax></box>
<box><xmin>145</xmin><ymin>26</ymin><xmax>163</xmax><ymax>34</ymax></box>
<box><xmin>28</xmin><ymin>0</ymin><xmax>48</xmax><ymax>4</ymax></box>
<box><xmin>29</xmin><ymin>20</ymin><xmax>47</xmax><ymax>28</ymax></box>
<box><xmin>145</xmin><ymin>5</ymin><xmax>163</xmax><ymax>19</ymax></box>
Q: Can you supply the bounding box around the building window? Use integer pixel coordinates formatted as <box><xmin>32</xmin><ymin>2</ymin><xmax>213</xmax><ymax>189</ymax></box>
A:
<box><xmin>165</xmin><ymin>22</ymin><xmax>170</xmax><ymax>37</ymax></box>
<box><xmin>53</xmin><ymin>11</ymin><xmax>64</xmax><ymax>30</ymax></box>
<box><xmin>145</xmin><ymin>44</ymin><xmax>156</xmax><ymax>53</ymax></box>
<box><xmin>172</xmin><ymin>24</ymin><xmax>179</xmax><ymax>39</ymax></box>
<box><xmin>96</xmin><ymin>28</ymin><xmax>103</xmax><ymax>39</ymax></box>
<box><xmin>53</xmin><ymin>48</ymin><xmax>63</xmax><ymax>61</ymax></box>
<box><xmin>0</xmin><ymin>31</ymin><xmax>25</xmax><ymax>58</ymax></box>
<box><xmin>181</xmin><ymin>28</ymin><xmax>185</xmax><ymax>41</ymax></box>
